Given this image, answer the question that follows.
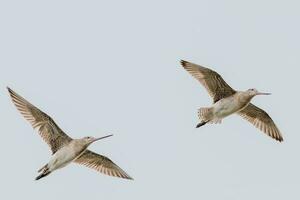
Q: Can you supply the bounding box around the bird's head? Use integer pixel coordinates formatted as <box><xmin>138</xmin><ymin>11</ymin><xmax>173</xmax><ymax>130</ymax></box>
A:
<box><xmin>82</xmin><ymin>134</ymin><xmax>113</xmax><ymax>146</ymax></box>
<box><xmin>246</xmin><ymin>88</ymin><xmax>271</xmax><ymax>97</ymax></box>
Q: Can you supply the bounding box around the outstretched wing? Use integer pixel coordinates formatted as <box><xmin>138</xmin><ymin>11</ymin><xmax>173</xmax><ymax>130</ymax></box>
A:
<box><xmin>238</xmin><ymin>103</ymin><xmax>283</xmax><ymax>142</ymax></box>
<box><xmin>181</xmin><ymin>60</ymin><xmax>236</xmax><ymax>103</ymax></box>
<box><xmin>7</xmin><ymin>87</ymin><xmax>72</xmax><ymax>153</ymax></box>
<box><xmin>75</xmin><ymin>150</ymin><xmax>133</xmax><ymax>180</ymax></box>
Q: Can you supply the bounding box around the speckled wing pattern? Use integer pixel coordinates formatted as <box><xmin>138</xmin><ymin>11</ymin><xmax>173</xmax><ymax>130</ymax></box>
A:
<box><xmin>181</xmin><ymin>60</ymin><xmax>236</xmax><ymax>103</ymax></box>
<box><xmin>75</xmin><ymin>150</ymin><xmax>133</xmax><ymax>180</ymax></box>
<box><xmin>238</xmin><ymin>103</ymin><xmax>283</xmax><ymax>142</ymax></box>
<box><xmin>7</xmin><ymin>87</ymin><xmax>72</xmax><ymax>153</ymax></box>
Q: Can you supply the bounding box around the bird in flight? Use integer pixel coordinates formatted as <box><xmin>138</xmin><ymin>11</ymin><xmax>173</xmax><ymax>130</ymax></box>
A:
<box><xmin>180</xmin><ymin>60</ymin><xmax>283</xmax><ymax>142</ymax></box>
<box><xmin>7</xmin><ymin>87</ymin><xmax>133</xmax><ymax>180</ymax></box>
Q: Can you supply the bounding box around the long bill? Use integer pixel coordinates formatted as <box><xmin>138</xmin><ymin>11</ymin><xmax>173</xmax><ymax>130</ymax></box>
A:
<box><xmin>93</xmin><ymin>134</ymin><xmax>113</xmax><ymax>142</ymax></box>
<box><xmin>257</xmin><ymin>92</ymin><xmax>271</xmax><ymax>95</ymax></box>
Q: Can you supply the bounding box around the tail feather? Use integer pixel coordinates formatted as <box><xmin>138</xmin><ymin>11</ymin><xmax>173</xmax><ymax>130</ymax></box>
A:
<box><xmin>198</xmin><ymin>107</ymin><xmax>213</xmax><ymax>122</ymax></box>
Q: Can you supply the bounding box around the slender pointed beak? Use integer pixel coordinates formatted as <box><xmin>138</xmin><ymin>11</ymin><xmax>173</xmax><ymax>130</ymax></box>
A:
<box><xmin>93</xmin><ymin>134</ymin><xmax>113</xmax><ymax>142</ymax></box>
<box><xmin>257</xmin><ymin>92</ymin><xmax>271</xmax><ymax>95</ymax></box>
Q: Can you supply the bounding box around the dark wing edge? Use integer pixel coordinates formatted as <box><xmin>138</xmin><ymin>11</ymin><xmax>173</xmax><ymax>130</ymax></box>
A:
<box><xmin>180</xmin><ymin>60</ymin><xmax>236</xmax><ymax>103</ymax></box>
<box><xmin>74</xmin><ymin>150</ymin><xmax>133</xmax><ymax>180</ymax></box>
<box><xmin>7</xmin><ymin>87</ymin><xmax>72</xmax><ymax>153</ymax></box>
<box><xmin>238</xmin><ymin>103</ymin><xmax>283</xmax><ymax>142</ymax></box>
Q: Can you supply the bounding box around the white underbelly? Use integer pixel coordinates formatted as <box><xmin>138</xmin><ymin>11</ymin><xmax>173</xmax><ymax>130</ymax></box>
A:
<box><xmin>48</xmin><ymin>147</ymin><xmax>78</xmax><ymax>171</ymax></box>
<box><xmin>213</xmin><ymin>97</ymin><xmax>244</xmax><ymax>119</ymax></box>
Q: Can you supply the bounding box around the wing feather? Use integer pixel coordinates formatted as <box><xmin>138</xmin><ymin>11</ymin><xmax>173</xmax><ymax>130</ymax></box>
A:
<box><xmin>181</xmin><ymin>60</ymin><xmax>236</xmax><ymax>103</ymax></box>
<box><xmin>238</xmin><ymin>103</ymin><xmax>283</xmax><ymax>142</ymax></box>
<box><xmin>75</xmin><ymin>150</ymin><xmax>133</xmax><ymax>180</ymax></box>
<box><xmin>7</xmin><ymin>87</ymin><xmax>72</xmax><ymax>153</ymax></box>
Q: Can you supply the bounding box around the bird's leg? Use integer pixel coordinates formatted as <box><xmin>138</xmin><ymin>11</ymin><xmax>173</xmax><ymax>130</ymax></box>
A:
<box><xmin>196</xmin><ymin>121</ymin><xmax>207</xmax><ymax>128</ymax></box>
<box><xmin>35</xmin><ymin>170</ymin><xmax>51</xmax><ymax>180</ymax></box>
<box><xmin>36</xmin><ymin>164</ymin><xmax>51</xmax><ymax>180</ymax></box>
<box><xmin>37</xmin><ymin>164</ymin><xmax>48</xmax><ymax>173</ymax></box>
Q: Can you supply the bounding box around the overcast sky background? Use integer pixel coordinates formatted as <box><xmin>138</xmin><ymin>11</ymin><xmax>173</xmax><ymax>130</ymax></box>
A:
<box><xmin>0</xmin><ymin>0</ymin><xmax>300</xmax><ymax>199</ymax></box>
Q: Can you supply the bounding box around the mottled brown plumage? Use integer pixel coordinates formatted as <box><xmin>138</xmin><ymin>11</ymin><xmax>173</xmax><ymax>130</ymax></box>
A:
<box><xmin>75</xmin><ymin>150</ymin><xmax>132</xmax><ymax>179</ymax></box>
<box><xmin>8</xmin><ymin>87</ymin><xmax>133</xmax><ymax>180</ymax></box>
<box><xmin>181</xmin><ymin>60</ymin><xmax>283</xmax><ymax>142</ymax></box>
<box><xmin>8</xmin><ymin>87</ymin><xmax>72</xmax><ymax>154</ymax></box>
<box><xmin>181</xmin><ymin>60</ymin><xmax>236</xmax><ymax>103</ymax></box>
<box><xmin>238</xmin><ymin>104</ymin><xmax>283</xmax><ymax>142</ymax></box>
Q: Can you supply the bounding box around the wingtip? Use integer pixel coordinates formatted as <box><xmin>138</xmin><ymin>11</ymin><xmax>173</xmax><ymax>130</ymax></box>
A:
<box><xmin>7</xmin><ymin>86</ymin><xmax>12</xmax><ymax>93</ymax></box>
<box><xmin>273</xmin><ymin>135</ymin><xmax>283</xmax><ymax>142</ymax></box>
<box><xmin>276</xmin><ymin>133</ymin><xmax>284</xmax><ymax>142</ymax></box>
<box><xmin>7</xmin><ymin>87</ymin><xmax>14</xmax><ymax>98</ymax></box>
<box><xmin>126</xmin><ymin>175</ymin><xmax>134</xmax><ymax>180</ymax></box>
<box><xmin>7</xmin><ymin>87</ymin><xmax>18</xmax><ymax>100</ymax></box>
<box><xmin>121</xmin><ymin>170</ymin><xmax>134</xmax><ymax>180</ymax></box>
<box><xmin>180</xmin><ymin>60</ymin><xmax>188</xmax><ymax>67</ymax></box>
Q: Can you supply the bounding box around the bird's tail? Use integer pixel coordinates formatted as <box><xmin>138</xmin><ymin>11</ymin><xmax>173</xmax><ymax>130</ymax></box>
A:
<box><xmin>196</xmin><ymin>107</ymin><xmax>213</xmax><ymax>128</ymax></box>
<box><xmin>198</xmin><ymin>107</ymin><xmax>213</xmax><ymax>122</ymax></box>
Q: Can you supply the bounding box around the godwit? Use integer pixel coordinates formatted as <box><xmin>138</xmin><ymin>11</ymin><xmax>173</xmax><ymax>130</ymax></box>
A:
<box><xmin>7</xmin><ymin>87</ymin><xmax>133</xmax><ymax>180</ymax></box>
<box><xmin>181</xmin><ymin>60</ymin><xmax>283</xmax><ymax>142</ymax></box>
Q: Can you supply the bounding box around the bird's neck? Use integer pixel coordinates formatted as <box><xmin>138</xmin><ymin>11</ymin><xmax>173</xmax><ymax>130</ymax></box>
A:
<box><xmin>70</xmin><ymin>139</ymin><xmax>89</xmax><ymax>153</ymax></box>
<box><xmin>237</xmin><ymin>91</ymin><xmax>254</xmax><ymax>106</ymax></box>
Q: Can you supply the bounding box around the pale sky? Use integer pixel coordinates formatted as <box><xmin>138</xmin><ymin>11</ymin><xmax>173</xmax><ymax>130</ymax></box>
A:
<box><xmin>0</xmin><ymin>0</ymin><xmax>299</xmax><ymax>199</ymax></box>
